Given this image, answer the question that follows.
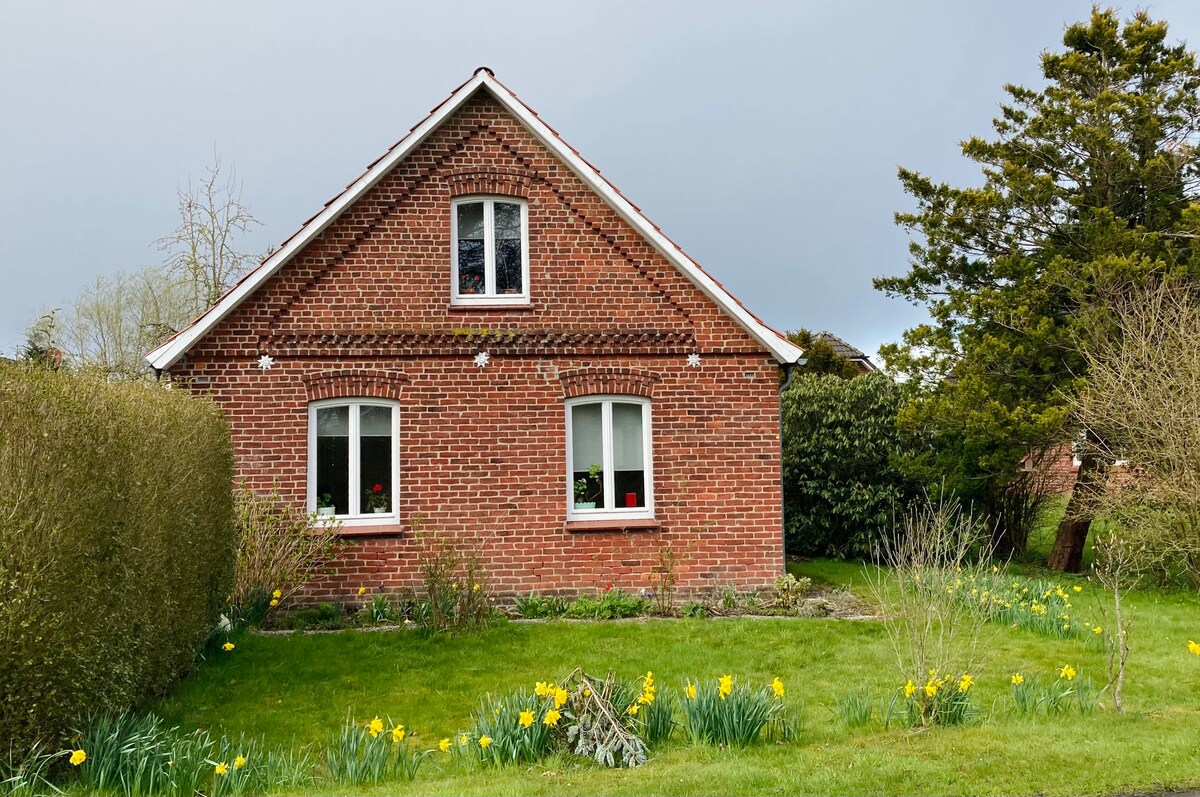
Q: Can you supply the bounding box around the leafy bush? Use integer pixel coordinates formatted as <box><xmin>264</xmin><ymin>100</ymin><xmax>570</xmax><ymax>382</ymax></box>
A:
<box><xmin>272</xmin><ymin>602</ymin><xmax>346</xmax><ymax>632</ymax></box>
<box><xmin>773</xmin><ymin>574</ymin><xmax>812</xmax><ymax>611</ymax></box>
<box><xmin>564</xmin><ymin>588</ymin><xmax>651</xmax><ymax>620</ymax></box>
<box><xmin>781</xmin><ymin>372</ymin><xmax>916</xmax><ymax>557</ymax></box>
<box><xmin>0</xmin><ymin>363</ymin><xmax>233</xmax><ymax>758</ymax></box>
<box><xmin>414</xmin><ymin>530</ymin><xmax>493</xmax><ymax>632</ymax></box>
<box><xmin>231</xmin><ymin>485</ymin><xmax>343</xmax><ymax>623</ymax></box>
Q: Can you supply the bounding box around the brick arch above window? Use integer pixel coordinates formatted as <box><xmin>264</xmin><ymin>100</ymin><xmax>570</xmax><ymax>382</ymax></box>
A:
<box><xmin>445</xmin><ymin>169</ymin><xmax>533</xmax><ymax>199</ymax></box>
<box><xmin>302</xmin><ymin>369</ymin><xmax>409</xmax><ymax>402</ymax></box>
<box><xmin>558</xmin><ymin>367</ymin><xmax>662</xmax><ymax>399</ymax></box>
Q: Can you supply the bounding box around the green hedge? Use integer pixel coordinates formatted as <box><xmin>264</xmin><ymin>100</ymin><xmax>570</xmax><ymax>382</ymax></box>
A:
<box><xmin>781</xmin><ymin>373</ymin><xmax>916</xmax><ymax>558</ymax></box>
<box><xmin>0</xmin><ymin>363</ymin><xmax>234</xmax><ymax>755</ymax></box>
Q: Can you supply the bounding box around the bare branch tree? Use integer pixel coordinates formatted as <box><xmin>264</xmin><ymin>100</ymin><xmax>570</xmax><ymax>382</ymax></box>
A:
<box><xmin>155</xmin><ymin>151</ymin><xmax>260</xmax><ymax>317</ymax></box>
<box><xmin>30</xmin><ymin>151</ymin><xmax>260</xmax><ymax>379</ymax></box>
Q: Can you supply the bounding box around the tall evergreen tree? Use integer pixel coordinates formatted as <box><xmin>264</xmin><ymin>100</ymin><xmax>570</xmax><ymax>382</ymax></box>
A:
<box><xmin>876</xmin><ymin>8</ymin><xmax>1200</xmax><ymax>570</ymax></box>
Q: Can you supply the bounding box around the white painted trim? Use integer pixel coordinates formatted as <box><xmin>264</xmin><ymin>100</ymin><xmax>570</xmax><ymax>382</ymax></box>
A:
<box><xmin>146</xmin><ymin>70</ymin><xmax>802</xmax><ymax>370</ymax></box>
<box><xmin>307</xmin><ymin>398</ymin><xmax>400</xmax><ymax>525</ymax></box>
<box><xmin>450</xmin><ymin>196</ymin><xmax>530</xmax><ymax>305</ymax></box>
<box><xmin>565</xmin><ymin>395</ymin><xmax>654</xmax><ymax>522</ymax></box>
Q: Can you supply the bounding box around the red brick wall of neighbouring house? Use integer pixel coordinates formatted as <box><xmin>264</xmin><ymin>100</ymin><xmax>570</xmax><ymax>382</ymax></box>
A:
<box><xmin>167</xmin><ymin>89</ymin><xmax>785</xmax><ymax>601</ymax></box>
<box><xmin>1021</xmin><ymin>443</ymin><xmax>1079</xmax><ymax>496</ymax></box>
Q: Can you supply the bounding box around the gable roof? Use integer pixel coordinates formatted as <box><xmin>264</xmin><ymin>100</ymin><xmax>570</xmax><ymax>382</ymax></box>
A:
<box><xmin>812</xmin><ymin>331</ymin><xmax>877</xmax><ymax>370</ymax></box>
<box><xmin>145</xmin><ymin>69</ymin><xmax>805</xmax><ymax>371</ymax></box>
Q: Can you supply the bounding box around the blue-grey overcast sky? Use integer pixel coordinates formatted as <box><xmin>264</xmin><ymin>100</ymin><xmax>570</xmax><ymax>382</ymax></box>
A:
<box><xmin>4</xmin><ymin>1</ymin><xmax>1200</xmax><ymax>361</ymax></box>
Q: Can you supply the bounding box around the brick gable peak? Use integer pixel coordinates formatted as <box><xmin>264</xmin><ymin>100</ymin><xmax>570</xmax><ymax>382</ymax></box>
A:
<box><xmin>146</xmin><ymin>68</ymin><xmax>804</xmax><ymax>371</ymax></box>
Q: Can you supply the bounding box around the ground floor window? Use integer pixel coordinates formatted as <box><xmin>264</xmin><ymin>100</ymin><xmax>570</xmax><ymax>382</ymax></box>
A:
<box><xmin>566</xmin><ymin>396</ymin><xmax>653</xmax><ymax>520</ymax></box>
<box><xmin>308</xmin><ymin>399</ymin><xmax>398</xmax><ymax>520</ymax></box>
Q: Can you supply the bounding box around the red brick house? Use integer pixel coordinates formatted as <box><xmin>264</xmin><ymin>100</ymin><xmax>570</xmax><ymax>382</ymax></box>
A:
<box><xmin>147</xmin><ymin>69</ymin><xmax>805</xmax><ymax>600</ymax></box>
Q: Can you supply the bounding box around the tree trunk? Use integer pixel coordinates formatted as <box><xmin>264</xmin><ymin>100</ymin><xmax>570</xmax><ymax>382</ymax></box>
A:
<box><xmin>1047</xmin><ymin>450</ymin><xmax>1103</xmax><ymax>572</ymax></box>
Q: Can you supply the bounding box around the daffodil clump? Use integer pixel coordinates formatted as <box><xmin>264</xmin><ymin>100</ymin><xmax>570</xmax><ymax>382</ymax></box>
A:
<box><xmin>896</xmin><ymin>669</ymin><xmax>976</xmax><ymax>726</ymax></box>
<box><xmin>945</xmin><ymin>572</ymin><xmax>1097</xmax><ymax>643</ymax></box>
<box><xmin>467</xmin><ymin>687</ymin><xmax>560</xmax><ymax>766</ymax></box>
<box><xmin>325</xmin><ymin>713</ymin><xmax>427</xmax><ymax>786</ymax></box>
<box><xmin>621</xmin><ymin>671</ymin><xmax>675</xmax><ymax>745</ymax></box>
<box><xmin>1009</xmin><ymin>664</ymin><xmax>1101</xmax><ymax>715</ymax></box>
<box><xmin>680</xmin><ymin>674</ymin><xmax>791</xmax><ymax>747</ymax></box>
<box><xmin>64</xmin><ymin>711</ymin><xmax>311</xmax><ymax>797</ymax></box>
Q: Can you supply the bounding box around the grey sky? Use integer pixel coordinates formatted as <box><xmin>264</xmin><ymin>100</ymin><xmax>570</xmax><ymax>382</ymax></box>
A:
<box><xmin>4</xmin><ymin>1</ymin><xmax>1200</xmax><ymax>362</ymax></box>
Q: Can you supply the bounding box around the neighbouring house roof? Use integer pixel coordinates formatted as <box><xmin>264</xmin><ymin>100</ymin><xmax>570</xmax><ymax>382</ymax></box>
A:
<box><xmin>812</xmin><ymin>331</ymin><xmax>877</xmax><ymax>371</ymax></box>
<box><xmin>145</xmin><ymin>68</ymin><xmax>805</xmax><ymax>371</ymax></box>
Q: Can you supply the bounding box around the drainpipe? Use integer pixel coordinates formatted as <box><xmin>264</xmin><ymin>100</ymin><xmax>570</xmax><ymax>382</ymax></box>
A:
<box><xmin>777</xmin><ymin>358</ymin><xmax>805</xmax><ymax>576</ymax></box>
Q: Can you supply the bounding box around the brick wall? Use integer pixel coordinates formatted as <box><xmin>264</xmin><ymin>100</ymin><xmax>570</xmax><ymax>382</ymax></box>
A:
<box><xmin>168</xmin><ymin>89</ymin><xmax>786</xmax><ymax>601</ymax></box>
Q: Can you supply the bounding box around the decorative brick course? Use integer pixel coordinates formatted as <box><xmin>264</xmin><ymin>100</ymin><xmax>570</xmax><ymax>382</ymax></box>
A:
<box><xmin>168</xmin><ymin>88</ymin><xmax>786</xmax><ymax>602</ymax></box>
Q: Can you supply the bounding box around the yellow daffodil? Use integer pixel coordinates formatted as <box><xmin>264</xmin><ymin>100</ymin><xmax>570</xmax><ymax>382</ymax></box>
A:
<box><xmin>772</xmin><ymin>677</ymin><xmax>785</xmax><ymax>698</ymax></box>
<box><xmin>1093</xmin><ymin>626</ymin><xmax>1103</xmax><ymax>635</ymax></box>
<box><xmin>472</xmin><ymin>583</ymin><xmax>481</xmax><ymax>592</ymax></box>
<box><xmin>1058</xmin><ymin>664</ymin><xmax>1077</xmax><ymax>680</ymax></box>
<box><xmin>357</xmin><ymin>586</ymin><xmax>367</xmax><ymax>595</ymax></box>
<box><xmin>553</xmin><ymin>688</ymin><xmax>568</xmax><ymax>708</ymax></box>
<box><xmin>685</xmin><ymin>682</ymin><xmax>696</xmax><ymax>700</ymax></box>
<box><xmin>479</xmin><ymin>735</ymin><xmax>492</xmax><ymax>749</ymax></box>
<box><xmin>234</xmin><ymin>755</ymin><xmax>246</xmax><ymax>769</ymax></box>
<box><xmin>718</xmin><ymin>675</ymin><xmax>733</xmax><ymax>700</ymax></box>
<box><xmin>903</xmin><ymin>680</ymin><xmax>916</xmax><ymax>698</ymax></box>
<box><xmin>69</xmin><ymin>750</ymin><xmax>86</xmax><ymax>767</ymax></box>
<box><xmin>272</xmin><ymin>589</ymin><xmax>282</xmax><ymax>599</ymax></box>
<box><xmin>1011</xmin><ymin>673</ymin><xmax>1024</xmax><ymax>685</ymax></box>
<box><xmin>368</xmin><ymin>717</ymin><xmax>384</xmax><ymax>737</ymax></box>
<box><xmin>544</xmin><ymin>709</ymin><xmax>561</xmax><ymax>726</ymax></box>
<box><xmin>458</xmin><ymin>734</ymin><xmax>468</xmax><ymax>746</ymax></box>
<box><xmin>924</xmin><ymin>680</ymin><xmax>939</xmax><ymax>698</ymax></box>
<box><xmin>392</xmin><ymin>725</ymin><xmax>405</xmax><ymax>743</ymax></box>
<box><xmin>439</xmin><ymin>738</ymin><xmax>451</xmax><ymax>752</ymax></box>
<box><xmin>583</xmin><ymin>688</ymin><xmax>591</xmax><ymax>698</ymax></box>
<box><xmin>269</xmin><ymin>598</ymin><xmax>279</xmax><ymax>607</ymax></box>
<box><xmin>1188</xmin><ymin>640</ymin><xmax>1200</xmax><ymax>656</ymax></box>
<box><xmin>958</xmin><ymin>674</ymin><xmax>974</xmax><ymax>693</ymax></box>
<box><xmin>1073</xmin><ymin>585</ymin><xmax>1083</xmax><ymax>593</ymax></box>
<box><xmin>627</xmin><ymin>704</ymin><xmax>639</xmax><ymax>716</ymax></box>
<box><xmin>215</xmin><ymin>762</ymin><xmax>228</xmax><ymax>776</ymax></box>
<box><xmin>222</xmin><ymin>642</ymin><xmax>235</xmax><ymax>652</ymax></box>
<box><xmin>518</xmin><ymin>711</ymin><xmax>534</xmax><ymax>728</ymax></box>
<box><xmin>534</xmin><ymin>681</ymin><xmax>550</xmax><ymax>697</ymax></box>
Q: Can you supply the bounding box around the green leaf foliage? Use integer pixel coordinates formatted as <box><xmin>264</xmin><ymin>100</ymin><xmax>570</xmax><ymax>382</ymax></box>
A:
<box><xmin>781</xmin><ymin>373</ymin><xmax>915</xmax><ymax>558</ymax></box>
<box><xmin>0</xmin><ymin>362</ymin><xmax>234</xmax><ymax>757</ymax></box>
<box><xmin>785</xmin><ymin>330</ymin><xmax>861</xmax><ymax>379</ymax></box>
<box><xmin>875</xmin><ymin>8</ymin><xmax>1200</xmax><ymax>510</ymax></box>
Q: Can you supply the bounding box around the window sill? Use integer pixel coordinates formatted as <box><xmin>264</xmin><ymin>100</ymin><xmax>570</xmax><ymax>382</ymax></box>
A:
<box><xmin>447</xmin><ymin>302</ymin><xmax>536</xmax><ymax>312</ymax></box>
<box><xmin>565</xmin><ymin>519</ymin><xmax>660</xmax><ymax>534</ymax></box>
<box><xmin>310</xmin><ymin>520</ymin><xmax>407</xmax><ymax>537</ymax></box>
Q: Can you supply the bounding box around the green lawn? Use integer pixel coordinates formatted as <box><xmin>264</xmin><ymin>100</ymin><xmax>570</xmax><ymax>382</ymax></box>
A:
<box><xmin>150</xmin><ymin>560</ymin><xmax>1200</xmax><ymax>796</ymax></box>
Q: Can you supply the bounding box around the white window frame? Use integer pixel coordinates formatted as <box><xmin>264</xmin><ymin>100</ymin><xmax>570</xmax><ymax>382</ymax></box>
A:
<box><xmin>564</xmin><ymin>396</ymin><xmax>654</xmax><ymax>521</ymax></box>
<box><xmin>450</xmin><ymin>196</ymin><xmax>530</xmax><ymax>306</ymax></box>
<box><xmin>307</xmin><ymin>398</ymin><xmax>400</xmax><ymax>526</ymax></box>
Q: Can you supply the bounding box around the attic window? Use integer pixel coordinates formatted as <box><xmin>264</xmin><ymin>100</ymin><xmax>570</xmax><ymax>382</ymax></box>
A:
<box><xmin>451</xmin><ymin>197</ymin><xmax>529</xmax><ymax>305</ymax></box>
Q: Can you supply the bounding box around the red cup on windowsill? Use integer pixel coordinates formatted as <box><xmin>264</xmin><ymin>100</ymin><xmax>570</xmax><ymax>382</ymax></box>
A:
<box><xmin>625</xmin><ymin>492</ymin><xmax>637</xmax><ymax>507</ymax></box>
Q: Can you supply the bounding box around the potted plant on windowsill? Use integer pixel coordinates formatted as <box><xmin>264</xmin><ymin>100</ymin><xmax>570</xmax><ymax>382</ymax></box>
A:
<box><xmin>317</xmin><ymin>493</ymin><xmax>336</xmax><ymax>517</ymax></box>
<box><xmin>366</xmin><ymin>483</ymin><xmax>390</xmax><ymax>514</ymax></box>
<box><xmin>573</xmin><ymin>463</ymin><xmax>602</xmax><ymax>509</ymax></box>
